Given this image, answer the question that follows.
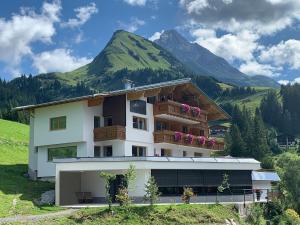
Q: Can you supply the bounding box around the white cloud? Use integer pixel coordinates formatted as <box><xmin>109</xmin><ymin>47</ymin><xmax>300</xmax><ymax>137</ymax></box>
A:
<box><xmin>32</xmin><ymin>48</ymin><xmax>92</xmax><ymax>73</ymax></box>
<box><xmin>149</xmin><ymin>30</ymin><xmax>164</xmax><ymax>41</ymax></box>
<box><xmin>0</xmin><ymin>1</ymin><xmax>61</xmax><ymax>72</ymax></box>
<box><xmin>180</xmin><ymin>0</ymin><xmax>300</xmax><ymax>35</ymax></box>
<box><xmin>74</xmin><ymin>32</ymin><xmax>84</xmax><ymax>44</ymax></box>
<box><xmin>278</xmin><ymin>80</ymin><xmax>290</xmax><ymax>85</ymax></box>
<box><xmin>123</xmin><ymin>0</ymin><xmax>147</xmax><ymax>6</ymax></box>
<box><xmin>278</xmin><ymin>77</ymin><xmax>300</xmax><ymax>85</ymax></box>
<box><xmin>239</xmin><ymin>60</ymin><xmax>280</xmax><ymax>77</ymax></box>
<box><xmin>118</xmin><ymin>17</ymin><xmax>145</xmax><ymax>32</ymax></box>
<box><xmin>0</xmin><ymin>1</ymin><xmax>62</xmax><ymax>77</ymax></box>
<box><xmin>191</xmin><ymin>28</ymin><xmax>260</xmax><ymax>62</ymax></box>
<box><xmin>259</xmin><ymin>39</ymin><xmax>300</xmax><ymax>69</ymax></box>
<box><xmin>62</xmin><ymin>2</ymin><xmax>98</xmax><ymax>28</ymax></box>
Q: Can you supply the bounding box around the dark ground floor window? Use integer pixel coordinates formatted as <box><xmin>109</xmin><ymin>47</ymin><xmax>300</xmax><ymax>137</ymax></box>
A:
<box><xmin>158</xmin><ymin>186</ymin><xmax>253</xmax><ymax>196</ymax></box>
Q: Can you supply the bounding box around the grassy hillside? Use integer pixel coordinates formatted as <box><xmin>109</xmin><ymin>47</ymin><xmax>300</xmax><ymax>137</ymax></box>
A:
<box><xmin>33</xmin><ymin>204</ymin><xmax>248</xmax><ymax>225</ymax></box>
<box><xmin>0</xmin><ymin>119</ymin><xmax>61</xmax><ymax>218</ymax></box>
<box><xmin>217</xmin><ymin>86</ymin><xmax>277</xmax><ymax>113</ymax></box>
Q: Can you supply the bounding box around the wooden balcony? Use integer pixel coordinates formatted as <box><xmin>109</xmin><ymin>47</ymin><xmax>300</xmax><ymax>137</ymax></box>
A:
<box><xmin>153</xmin><ymin>100</ymin><xmax>207</xmax><ymax>124</ymax></box>
<box><xmin>94</xmin><ymin>126</ymin><xmax>126</xmax><ymax>141</ymax></box>
<box><xmin>153</xmin><ymin>130</ymin><xmax>224</xmax><ymax>151</ymax></box>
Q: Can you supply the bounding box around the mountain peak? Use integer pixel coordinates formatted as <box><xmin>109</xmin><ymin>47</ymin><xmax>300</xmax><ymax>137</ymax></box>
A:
<box><xmin>155</xmin><ymin>31</ymin><xmax>279</xmax><ymax>88</ymax></box>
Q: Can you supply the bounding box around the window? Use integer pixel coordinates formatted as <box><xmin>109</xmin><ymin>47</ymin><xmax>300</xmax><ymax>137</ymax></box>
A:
<box><xmin>104</xmin><ymin>116</ymin><xmax>113</xmax><ymax>126</ymax></box>
<box><xmin>94</xmin><ymin>146</ymin><xmax>101</xmax><ymax>157</ymax></box>
<box><xmin>133</xmin><ymin>116</ymin><xmax>147</xmax><ymax>130</ymax></box>
<box><xmin>194</xmin><ymin>152</ymin><xmax>203</xmax><ymax>157</ymax></box>
<box><xmin>94</xmin><ymin>116</ymin><xmax>101</xmax><ymax>128</ymax></box>
<box><xmin>130</xmin><ymin>100</ymin><xmax>146</xmax><ymax>115</ymax></box>
<box><xmin>182</xmin><ymin>126</ymin><xmax>188</xmax><ymax>134</ymax></box>
<box><xmin>200</xmin><ymin>130</ymin><xmax>205</xmax><ymax>136</ymax></box>
<box><xmin>183</xmin><ymin>151</ymin><xmax>187</xmax><ymax>157</ymax></box>
<box><xmin>147</xmin><ymin>96</ymin><xmax>156</xmax><ymax>104</ymax></box>
<box><xmin>161</xmin><ymin>149</ymin><xmax>172</xmax><ymax>157</ymax></box>
<box><xmin>48</xmin><ymin>146</ymin><xmax>76</xmax><ymax>161</ymax></box>
<box><xmin>50</xmin><ymin>116</ymin><xmax>66</xmax><ymax>130</ymax></box>
<box><xmin>156</xmin><ymin>121</ymin><xmax>167</xmax><ymax>131</ymax></box>
<box><xmin>103</xmin><ymin>146</ymin><xmax>113</xmax><ymax>157</ymax></box>
<box><xmin>132</xmin><ymin>146</ymin><xmax>146</xmax><ymax>157</ymax></box>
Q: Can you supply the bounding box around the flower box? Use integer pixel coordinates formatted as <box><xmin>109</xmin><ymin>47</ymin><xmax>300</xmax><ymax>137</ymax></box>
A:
<box><xmin>174</xmin><ymin>132</ymin><xmax>183</xmax><ymax>142</ymax></box>
<box><xmin>180</xmin><ymin>104</ymin><xmax>191</xmax><ymax>113</ymax></box>
<box><xmin>185</xmin><ymin>134</ymin><xmax>194</xmax><ymax>144</ymax></box>
<box><xmin>191</xmin><ymin>107</ymin><xmax>201</xmax><ymax>117</ymax></box>
<box><xmin>197</xmin><ymin>136</ymin><xmax>206</xmax><ymax>145</ymax></box>
<box><xmin>207</xmin><ymin>138</ymin><xmax>216</xmax><ymax>147</ymax></box>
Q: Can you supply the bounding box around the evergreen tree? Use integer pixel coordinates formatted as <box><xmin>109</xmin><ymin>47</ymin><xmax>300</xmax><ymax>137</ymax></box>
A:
<box><xmin>228</xmin><ymin>124</ymin><xmax>246</xmax><ymax>157</ymax></box>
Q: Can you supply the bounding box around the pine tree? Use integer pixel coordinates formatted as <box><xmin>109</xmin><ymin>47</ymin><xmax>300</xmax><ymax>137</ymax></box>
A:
<box><xmin>228</xmin><ymin>124</ymin><xmax>246</xmax><ymax>157</ymax></box>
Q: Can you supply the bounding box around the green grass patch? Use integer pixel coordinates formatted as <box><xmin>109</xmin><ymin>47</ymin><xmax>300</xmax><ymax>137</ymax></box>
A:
<box><xmin>0</xmin><ymin>119</ymin><xmax>62</xmax><ymax>218</ymax></box>
<box><xmin>34</xmin><ymin>204</ymin><xmax>248</xmax><ymax>225</ymax></box>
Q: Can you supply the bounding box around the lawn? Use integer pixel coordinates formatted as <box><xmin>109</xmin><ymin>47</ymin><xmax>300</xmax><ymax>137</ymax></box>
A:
<box><xmin>29</xmin><ymin>204</ymin><xmax>248</xmax><ymax>225</ymax></box>
<box><xmin>0</xmin><ymin>119</ymin><xmax>62</xmax><ymax>218</ymax></box>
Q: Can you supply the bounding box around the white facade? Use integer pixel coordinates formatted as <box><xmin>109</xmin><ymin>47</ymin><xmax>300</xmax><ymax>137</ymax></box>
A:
<box><xmin>29</xmin><ymin>94</ymin><xmax>219</xmax><ymax>179</ymax></box>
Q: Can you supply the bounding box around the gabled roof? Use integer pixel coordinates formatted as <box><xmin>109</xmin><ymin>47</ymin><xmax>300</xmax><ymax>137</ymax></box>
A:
<box><xmin>13</xmin><ymin>78</ymin><xmax>230</xmax><ymax>120</ymax></box>
<box><xmin>252</xmin><ymin>171</ymin><xmax>280</xmax><ymax>182</ymax></box>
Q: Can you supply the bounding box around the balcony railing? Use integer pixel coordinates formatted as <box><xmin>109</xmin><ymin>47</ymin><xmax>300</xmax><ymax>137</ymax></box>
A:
<box><xmin>94</xmin><ymin>126</ymin><xmax>126</xmax><ymax>141</ymax></box>
<box><xmin>154</xmin><ymin>130</ymin><xmax>224</xmax><ymax>150</ymax></box>
<box><xmin>153</xmin><ymin>100</ymin><xmax>207</xmax><ymax>123</ymax></box>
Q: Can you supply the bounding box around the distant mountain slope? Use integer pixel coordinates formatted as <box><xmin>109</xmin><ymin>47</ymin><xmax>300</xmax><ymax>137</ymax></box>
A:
<box><xmin>155</xmin><ymin>30</ymin><xmax>279</xmax><ymax>88</ymax></box>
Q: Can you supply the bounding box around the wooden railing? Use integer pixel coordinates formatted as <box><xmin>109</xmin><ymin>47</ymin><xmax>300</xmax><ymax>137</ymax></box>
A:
<box><xmin>153</xmin><ymin>100</ymin><xmax>207</xmax><ymax>123</ymax></box>
<box><xmin>94</xmin><ymin>126</ymin><xmax>126</xmax><ymax>141</ymax></box>
<box><xmin>153</xmin><ymin>130</ymin><xmax>224</xmax><ymax>151</ymax></box>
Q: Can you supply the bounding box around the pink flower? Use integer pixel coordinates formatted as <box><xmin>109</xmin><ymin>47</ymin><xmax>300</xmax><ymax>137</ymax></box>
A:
<box><xmin>207</xmin><ymin>138</ymin><xmax>216</xmax><ymax>147</ymax></box>
<box><xmin>197</xmin><ymin>136</ymin><xmax>206</xmax><ymax>145</ymax></box>
<box><xmin>181</xmin><ymin>104</ymin><xmax>191</xmax><ymax>113</ymax></box>
<box><xmin>185</xmin><ymin>134</ymin><xmax>194</xmax><ymax>144</ymax></box>
<box><xmin>191</xmin><ymin>107</ymin><xmax>201</xmax><ymax>117</ymax></box>
<box><xmin>174</xmin><ymin>132</ymin><xmax>183</xmax><ymax>142</ymax></box>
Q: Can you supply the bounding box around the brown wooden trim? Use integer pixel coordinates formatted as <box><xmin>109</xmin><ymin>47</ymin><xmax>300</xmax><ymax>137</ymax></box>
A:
<box><xmin>127</xmin><ymin>91</ymin><xmax>145</xmax><ymax>100</ymax></box>
<box><xmin>144</xmin><ymin>88</ymin><xmax>161</xmax><ymax>97</ymax></box>
<box><xmin>88</xmin><ymin>97</ymin><xmax>104</xmax><ymax>107</ymax></box>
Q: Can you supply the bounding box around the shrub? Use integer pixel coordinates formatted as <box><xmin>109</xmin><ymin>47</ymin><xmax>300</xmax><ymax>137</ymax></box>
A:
<box><xmin>247</xmin><ymin>203</ymin><xmax>266</xmax><ymax>225</ymax></box>
<box><xmin>283</xmin><ymin>209</ymin><xmax>300</xmax><ymax>225</ymax></box>
<box><xmin>144</xmin><ymin>176</ymin><xmax>160</xmax><ymax>206</ymax></box>
<box><xmin>181</xmin><ymin>187</ymin><xmax>194</xmax><ymax>204</ymax></box>
<box><xmin>116</xmin><ymin>187</ymin><xmax>131</xmax><ymax>207</ymax></box>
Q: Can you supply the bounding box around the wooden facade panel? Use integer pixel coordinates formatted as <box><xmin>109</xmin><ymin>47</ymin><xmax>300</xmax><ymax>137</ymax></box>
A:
<box><xmin>94</xmin><ymin>126</ymin><xmax>126</xmax><ymax>141</ymax></box>
<box><xmin>88</xmin><ymin>97</ymin><xmax>104</xmax><ymax>107</ymax></box>
<box><xmin>103</xmin><ymin>95</ymin><xmax>126</xmax><ymax>126</ymax></box>
<box><xmin>127</xmin><ymin>91</ymin><xmax>144</xmax><ymax>100</ymax></box>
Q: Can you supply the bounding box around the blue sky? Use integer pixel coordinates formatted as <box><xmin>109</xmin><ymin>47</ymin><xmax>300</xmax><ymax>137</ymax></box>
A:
<box><xmin>0</xmin><ymin>0</ymin><xmax>300</xmax><ymax>85</ymax></box>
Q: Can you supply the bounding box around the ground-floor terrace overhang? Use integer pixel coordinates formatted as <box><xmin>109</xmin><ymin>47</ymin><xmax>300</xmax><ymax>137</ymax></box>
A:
<box><xmin>54</xmin><ymin>157</ymin><xmax>261</xmax><ymax>206</ymax></box>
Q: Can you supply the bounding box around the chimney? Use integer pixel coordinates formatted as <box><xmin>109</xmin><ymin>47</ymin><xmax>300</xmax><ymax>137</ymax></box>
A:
<box><xmin>123</xmin><ymin>79</ymin><xmax>134</xmax><ymax>90</ymax></box>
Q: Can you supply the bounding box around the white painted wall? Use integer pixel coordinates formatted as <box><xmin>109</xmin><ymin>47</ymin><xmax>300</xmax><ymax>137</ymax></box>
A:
<box><xmin>28</xmin><ymin>114</ymin><xmax>37</xmax><ymax>178</ymax></box>
<box><xmin>94</xmin><ymin>140</ymin><xmax>125</xmax><ymax>157</ymax></box>
<box><xmin>80</xmin><ymin>169</ymin><xmax>150</xmax><ymax>198</ymax></box>
<box><xmin>33</xmin><ymin>101</ymin><xmax>86</xmax><ymax>146</ymax></box>
<box><xmin>125</xmin><ymin>96</ymin><xmax>155</xmax><ymax>156</ymax></box>
<box><xmin>37</xmin><ymin>142</ymin><xmax>86</xmax><ymax>177</ymax></box>
<box><xmin>154</xmin><ymin>143</ymin><xmax>211</xmax><ymax>157</ymax></box>
<box><xmin>253</xmin><ymin>180</ymin><xmax>272</xmax><ymax>202</ymax></box>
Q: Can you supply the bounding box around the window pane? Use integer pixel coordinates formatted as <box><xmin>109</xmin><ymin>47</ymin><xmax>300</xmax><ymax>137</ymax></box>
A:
<box><xmin>130</xmin><ymin>100</ymin><xmax>146</xmax><ymax>115</ymax></box>
<box><xmin>133</xmin><ymin>117</ymin><xmax>138</xmax><ymax>129</ymax></box>
<box><xmin>132</xmin><ymin>146</ymin><xmax>137</xmax><ymax>156</ymax></box>
<box><xmin>50</xmin><ymin>116</ymin><xmax>66</xmax><ymax>130</ymax></box>
<box><xmin>48</xmin><ymin>146</ymin><xmax>76</xmax><ymax>161</ymax></box>
<box><xmin>94</xmin><ymin>146</ymin><xmax>101</xmax><ymax>157</ymax></box>
<box><xmin>103</xmin><ymin>146</ymin><xmax>112</xmax><ymax>157</ymax></box>
<box><xmin>104</xmin><ymin>117</ymin><xmax>112</xmax><ymax>126</ymax></box>
<box><xmin>94</xmin><ymin>116</ymin><xmax>101</xmax><ymax>128</ymax></box>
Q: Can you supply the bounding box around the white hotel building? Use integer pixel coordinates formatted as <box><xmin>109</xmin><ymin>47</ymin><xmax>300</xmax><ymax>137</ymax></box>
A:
<box><xmin>15</xmin><ymin>78</ymin><xmax>279</xmax><ymax>205</ymax></box>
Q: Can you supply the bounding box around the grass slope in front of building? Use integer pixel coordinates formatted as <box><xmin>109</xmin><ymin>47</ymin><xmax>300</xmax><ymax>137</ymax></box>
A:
<box><xmin>0</xmin><ymin>119</ymin><xmax>61</xmax><ymax>218</ymax></box>
<box><xmin>34</xmin><ymin>204</ymin><xmax>248</xmax><ymax>225</ymax></box>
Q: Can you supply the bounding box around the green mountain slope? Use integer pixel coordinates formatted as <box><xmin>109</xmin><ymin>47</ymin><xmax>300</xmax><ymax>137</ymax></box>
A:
<box><xmin>49</xmin><ymin>30</ymin><xmax>189</xmax><ymax>90</ymax></box>
<box><xmin>0</xmin><ymin>119</ymin><xmax>60</xmax><ymax>217</ymax></box>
